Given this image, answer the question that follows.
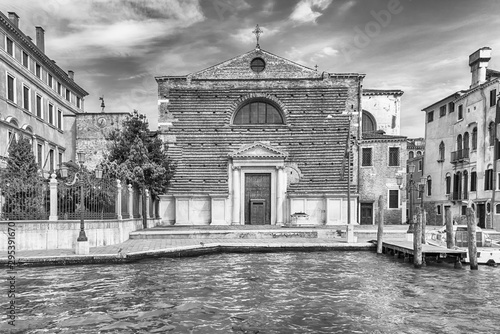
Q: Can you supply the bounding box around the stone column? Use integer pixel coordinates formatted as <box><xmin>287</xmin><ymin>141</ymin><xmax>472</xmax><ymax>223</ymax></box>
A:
<box><xmin>145</xmin><ymin>189</ymin><xmax>150</xmax><ymax>219</ymax></box>
<box><xmin>128</xmin><ymin>184</ymin><xmax>133</xmax><ymax>218</ymax></box>
<box><xmin>116</xmin><ymin>179</ymin><xmax>122</xmax><ymax>220</ymax></box>
<box><xmin>49</xmin><ymin>173</ymin><xmax>58</xmax><ymax>221</ymax></box>
<box><xmin>276</xmin><ymin>166</ymin><xmax>285</xmax><ymax>225</ymax></box>
<box><xmin>232</xmin><ymin>166</ymin><xmax>241</xmax><ymax>224</ymax></box>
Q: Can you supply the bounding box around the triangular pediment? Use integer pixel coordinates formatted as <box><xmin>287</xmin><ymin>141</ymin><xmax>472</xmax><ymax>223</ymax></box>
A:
<box><xmin>229</xmin><ymin>142</ymin><xmax>288</xmax><ymax>159</ymax></box>
<box><xmin>191</xmin><ymin>48</ymin><xmax>319</xmax><ymax>80</ymax></box>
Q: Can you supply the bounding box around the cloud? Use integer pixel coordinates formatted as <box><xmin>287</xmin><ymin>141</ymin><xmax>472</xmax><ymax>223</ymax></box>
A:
<box><xmin>231</xmin><ymin>25</ymin><xmax>280</xmax><ymax>46</ymax></box>
<box><xmin>289</xmin><ymin>0</ymin><xmax>333</xmax><ymax>24</ymax></box>
<box><xmin>322</xmin><ymin>46</ymin><xmax>338</xmax><ymax>56</ymax></box>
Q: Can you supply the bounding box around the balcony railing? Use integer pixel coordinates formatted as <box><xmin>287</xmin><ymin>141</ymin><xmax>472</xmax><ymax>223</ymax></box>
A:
<box><xmin>451</xmin><ymin>149</ymin><xmax>469</xmax><ymax>163</ymax></box>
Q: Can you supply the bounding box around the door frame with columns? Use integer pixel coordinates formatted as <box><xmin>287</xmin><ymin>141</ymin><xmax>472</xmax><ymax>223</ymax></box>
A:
<box><xmin>229</xmin><ymin>142</ymin><xmax>287</xmax><ymax>225</ymax></box>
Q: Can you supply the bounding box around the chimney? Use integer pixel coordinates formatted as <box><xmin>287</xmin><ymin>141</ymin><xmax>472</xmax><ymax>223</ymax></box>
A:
<box><xmin>68</xmin><ymin>70</ymin><xmax>74</xmax><ymax>80</ymax></box>
<box><xmin>8</xmin><ymin>12</ymin><xmax>19</xmax><ymax>28</ymax></box>
<box><xmin>36</xmin><ymin>26</ymin><xmax>45</xmax><ymax>53</ymax></box>
<box><xmin>469</xmin><ymin>47</ymin><xmax>492</xmax><ymax>88</ymax></box>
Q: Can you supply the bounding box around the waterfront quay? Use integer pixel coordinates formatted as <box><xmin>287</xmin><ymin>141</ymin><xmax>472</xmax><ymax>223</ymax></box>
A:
<box><xmin>0</xmin><ymin>225</ymin><xmax>414</xmax><ymax>267</ymax></box>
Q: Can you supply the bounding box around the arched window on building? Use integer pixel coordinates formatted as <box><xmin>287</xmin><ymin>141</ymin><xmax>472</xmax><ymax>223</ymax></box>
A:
<box><xmin>472</xmin><ymin>127</ymin><xmax>478</xmax><ymax>150</ymax></box>
<box><xmin>489</xmin><ymin>122</ymin><xmax>496</xmax><ymax>146</ymax></box>
<box><xmin>362</xmin><ymin>110</ymin><xmax>377</xmax><ymax>133</ymax></box>
<box><xmin>463</xmin><ymin>132</ymin><xmax>469</xmax><ymax>151</ymax></box>
<box><xmin>445</xmin><ymin>173</ymin><xmax>451</xmax><ymax>195</ymax></box>
<box><xmin>408</xmin><ymin>151</ymin><xmax>414</xmax><ymax>159</ymax></box>
<box><xmin>457</xmin><ymin>134</ymin><xmax>463</xmax><ymax>151</ymax></box>
<box><xmin>416</xmin><ymin>151</ymin><xmax>422</xmax><ymax>156</ymax></box>
<box><xmin>233</xmin><ymin>100</ymin><xmax>284</xmax><ymax>125</ymax></box>
<box><xmin>463</xmin><ymin>170</ymin><xmax>468</xmax><ymax>200</ymax></box>
<box><xmin>454</xmin><ymin>172</ymin><xmax>462</xmax><ymax>200</ymax></box>
<box><xmin>439</xmin><ymin>141</ymin><xmax>445</xmax><ymax>161</ymax></box>
<box><xmin>427</xmin><ymin>176</ymin><xmax>432</xmax><ymax>196</ymax></box>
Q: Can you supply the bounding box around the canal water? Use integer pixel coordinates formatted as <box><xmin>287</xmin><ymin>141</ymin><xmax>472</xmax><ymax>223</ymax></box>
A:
<box><xmin>3</xmin><ymin>251</ymin><xmax>500</xmax><ymax>334</ymax></box>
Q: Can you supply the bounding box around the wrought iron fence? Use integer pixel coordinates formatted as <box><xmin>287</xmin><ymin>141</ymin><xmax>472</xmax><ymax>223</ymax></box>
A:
<box><xmin>132</xmin><ymin>190</ymin><xmax>140</xmax><ymax>218</ymax></box>
<box><xmin>0</xmin><ymin>182</ymin><xmax>49</xmax><ymax>220</ymax></box>
<box><xmin>57</xmin><ymin>177</ymin><xmax>117</xmax><ymax>220</ymax></box>
<box><xmin>121</xmin><ymin>182</ymin><xmax>130</xmax><ymax>219</ymax></box>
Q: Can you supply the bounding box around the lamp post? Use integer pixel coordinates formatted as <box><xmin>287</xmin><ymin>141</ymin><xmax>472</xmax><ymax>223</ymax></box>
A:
<box><xmin>60</xmin><ymin>152</ymin><xmax>103</xmax><ymax>255</ymax></box>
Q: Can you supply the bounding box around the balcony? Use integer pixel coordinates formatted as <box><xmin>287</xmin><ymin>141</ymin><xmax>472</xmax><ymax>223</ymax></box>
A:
<box><xmin>451</xmin><ymin>149</ymin><xmax>469</xmax><ymax>163</ymax></box>
<box><xmin>451</xmin><ymin>191</ymin><xmax>462</xmax><ymax>201</ymax></box>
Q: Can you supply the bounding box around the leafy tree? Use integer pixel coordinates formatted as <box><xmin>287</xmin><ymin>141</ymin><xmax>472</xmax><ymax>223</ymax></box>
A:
<box><xmin>0</xmin><ymin>137</ymin><xmax>47</xmax><ymax>219</ymax></box>
<box><xmin>104</xmin><ymin>111</ymin><xmax>175</xmax><ymax>226</ymax></box>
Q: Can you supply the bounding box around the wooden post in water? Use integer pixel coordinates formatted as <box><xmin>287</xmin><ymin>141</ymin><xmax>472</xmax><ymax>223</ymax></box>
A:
<box><xmin>377</xmin><ymin>195</ymin><xmax>384</xmax><ymax>254</ymax></box>
<box><xmin>466</xmin><ymin>204</ymin><xmax>478</xmax><ymax>270</ymax></box>
<box><xmin>445</xmin><ymin>208</ymin><xmax>454</xmax><ymax>249</ymax></box>
<box><xmin>414</xmin><ymin>206</ymin><xmax>423</xmax><ymax>268</ymax></box>
<box><xmin>421</xmin><ymin>210</ymin><xmax>427</xmax><ymax>245</ymax></box>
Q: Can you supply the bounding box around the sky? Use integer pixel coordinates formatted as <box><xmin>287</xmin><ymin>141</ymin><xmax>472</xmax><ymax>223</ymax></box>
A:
<box><xmin>1</xmin><ymin>0</ymin><xmax>499</xmax><ymax>138</ymax></box>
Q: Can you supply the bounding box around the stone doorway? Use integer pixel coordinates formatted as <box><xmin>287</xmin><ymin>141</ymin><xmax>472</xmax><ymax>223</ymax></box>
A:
<box><xmin>360</xmin><ymin>203</ymin><xmax>373</xmax><ymax>225</ymax></box>
<box><xmin>244</xmin><ymin>173</ymin><xmax>271</xmax><ymax>224</ymax></box>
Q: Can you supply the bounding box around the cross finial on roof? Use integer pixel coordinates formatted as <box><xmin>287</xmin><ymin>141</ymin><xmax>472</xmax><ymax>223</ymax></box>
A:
<box><xmin>252</xmin><ymin>24</ymin><xmax>263</xmax><ymax>49</ymax></box>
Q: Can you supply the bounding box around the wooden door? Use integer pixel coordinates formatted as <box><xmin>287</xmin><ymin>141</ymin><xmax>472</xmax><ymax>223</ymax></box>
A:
<box><xmin>477</xmin><ymin>204</ymin><xmax>486</xmax><ymax>228</ymax></box>
<box><xmin>245</xmin><ymin>173</ymin><xmax>271</xmax><ymax>224</ymax></box>
<box><xmin>360</xmin><ymin>203</ymin><xmax>373</xmax><ymax>225</ymax></box>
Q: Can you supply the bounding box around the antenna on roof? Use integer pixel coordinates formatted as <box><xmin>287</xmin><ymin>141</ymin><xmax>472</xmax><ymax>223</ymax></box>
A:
<box><xmin>99</xmin><ymin>96</ymin><xmax>105</xmax><ymax>113</ymax></box>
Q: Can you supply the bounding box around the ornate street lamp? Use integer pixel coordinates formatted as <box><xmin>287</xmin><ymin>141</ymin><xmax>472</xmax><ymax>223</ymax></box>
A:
<box><xmin>60</xmin><ymin>153</ymin><xmax>102</xmax><ymax>254</ymax></box>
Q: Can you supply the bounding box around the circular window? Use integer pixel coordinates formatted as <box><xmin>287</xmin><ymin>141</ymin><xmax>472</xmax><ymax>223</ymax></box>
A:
<box><xmin>250</xmin><ymin>58</ymin><xmax>265</xmax><ymax>73</ymax></box>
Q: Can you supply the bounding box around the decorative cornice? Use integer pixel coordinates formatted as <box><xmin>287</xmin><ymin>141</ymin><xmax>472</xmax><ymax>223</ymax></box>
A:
<box><xmin>229</xmin><ymin>141</ymin><xmax>288</xmax><ymax>159</ymax></box>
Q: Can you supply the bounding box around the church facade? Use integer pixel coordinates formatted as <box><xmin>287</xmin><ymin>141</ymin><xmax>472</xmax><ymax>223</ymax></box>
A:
<box><xmin>156</xmin><ymin>47</ymin><xmax>364</xmax><ymax>226</ymax></box>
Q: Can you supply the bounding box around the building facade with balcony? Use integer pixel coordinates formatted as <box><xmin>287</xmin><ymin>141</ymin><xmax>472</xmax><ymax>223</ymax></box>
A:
<box><xmin>0</xmin><ymin>11</ymin><xmax>88</xmax><ymax>174</ymax></box>
<box><xmin>422</xmin><ymin>47</ymin><xmax>500</xmax><ymax>229</ymax></box>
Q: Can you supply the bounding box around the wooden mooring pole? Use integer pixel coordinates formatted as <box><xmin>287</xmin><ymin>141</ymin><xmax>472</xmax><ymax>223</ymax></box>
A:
<box><xmin>445</xmin><ymin>208</ymin><xmax>454</xmax><ymax>249</ymax></box>
<box><xmin>466</xmin><ymin>205</ymin><xmax>478</xmax><ymax>270</ymax></box>
<box><xmin>377</xmin><ymin>195</ymin><xmax>384</xmax><ymax>254</ymax></box>
<box><xmin>414</xmin><ymin>207</ymin><xmax>423</xmax><ymax>268</ymax></box>
<box><xmin>421</xmin><ymin>210</ymin><xmax>427</xmax><ymax>245</ymax></box>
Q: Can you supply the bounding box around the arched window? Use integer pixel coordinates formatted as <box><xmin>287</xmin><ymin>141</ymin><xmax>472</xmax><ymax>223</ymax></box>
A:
<box><xmin>416</xmin><ymin>151</ymin><xmax>422</xmax><ymax>156</ymax></box>
<box><xmin>454</xmin><ymin>172</ymin><xmax>461</xmax><ymax>200</ymax></box>
<box><xmin>408</xmin><ymin>151</ymin><xmax>414</xmax><ymax>159</ymax></box>
<box><xmin>463</xmin><ymin>132</ymin><xmax>469</xmax><ymax>150</ymax></box>
<box><xmin>489</xmin><ymin>122</ymin><xmax>495</xmax><ymax>146</ymax></box>
<box><xmin>463</xmin><ymin>170</ymin><xmax>468</xmax><ymax>200</ymax></box>
<box><xmin>445</xmin><ymin>173</ymin><xmax>451</xmax><ymax>195</ymax></box>
<box><xmin>457</xmin><ymin>134</ymin><xmax>462</xmax><ymax>151</ymax></box>
<box><xmin>427</xmin><ymin>176</ymin><xmax>432</xmax><ymax>196</ymax></box>
<box><xmin>233</xmin><ymin>100</ymin><xmax>283</xmax><ymax>125</ymax></box>
<box><xmin>439</xmin><ymin>141</ymin><xmax>445</xmax><ymax>161</ymax></box>
<box><xmin>362</xmin><ymin>110</ymin><xmax>377</xmax><ymax>133</ymax></box>
<box><xmin>472</xmin><ymin>127</ymin><xmax>478</xmax><ymax>150</ymax></box>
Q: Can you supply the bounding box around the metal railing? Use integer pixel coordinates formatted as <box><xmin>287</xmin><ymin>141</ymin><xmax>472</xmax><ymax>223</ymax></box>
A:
<box><xmin>0</xmin><ymin>182</ymin><xmax>49</xmax><ymax>220</ymax></box>
<box><xmin>451</xmin><ymin>149</ymin><xmax>470</xmax><ymax>163</ymax></box>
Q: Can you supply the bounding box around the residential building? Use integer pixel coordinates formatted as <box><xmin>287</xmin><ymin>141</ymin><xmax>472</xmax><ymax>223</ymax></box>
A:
<box><xmin>0</xmin><ymin>11</ymin><xmax>88</xmax><ymax>174</ymax></box>
<box><xmin>423</xmin><ymin>47</ymin><xmax>500</xmax><ymax>229</ymax></box>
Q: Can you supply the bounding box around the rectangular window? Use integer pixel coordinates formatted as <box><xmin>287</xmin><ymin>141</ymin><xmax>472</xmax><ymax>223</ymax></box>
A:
<box><xmin>458</xmin><ymin>105</ymin><xmax>463</xmax><ymax>120</ymax></box>
<box><xmin>388</xmin><ymin>190</ymin><xmax>399</xmax><ymax>209</ymax></box>
<box><xmin>388</xmin><ymin>147</ymin><xmax>400</xmax><ymax>166</ymax></box>
<box><xmin>49</xmin><ymin>149</ymin><xmax>54</xmax><ymax>172</ymax></box>
<box><xmin>6</xmin><ymin>37</ymin><xmax>13</xmax><ymax>56</ymax></box>
<box><xmin>362</xmin><ymin>148</ymin><xmax>372</xmax><ymax>166</ymax></box>
<box><xmin>37</xmin><ymin>143</ymin><xmax>43</xmax><ymax>168</ymax></box>
<box><xmin>57</xmin><ymin>109</ymin><xmax>62</xmax><ymax>130</ymax></box>
<box><xmin>58</xmin><ymin>152</ymin><xmax>63</xmax><ymax>168</ymax></box>
<box><xmin>418</xmin><ymin>160</ymin><xmax>423</xmax><ymax>171</ymax></box>
<box><xmin>437</xmin><ymin>205</ymin><xmax>441</xmax><ymax>215</ymax></box>
<box><xmin>48</xmin><ymin>103</ymin><xmax>54</xmax><ymax>125</ymax></box>
<box><xmin>65</xmin><ymin>89</ymin><xmax>70</xmax><ymax>101</ymax></box>
<box><xmin>57</xmin><ymin>82</ymin><xmax>62</xmax><ymax>95</ymax></box>
<box><xmin>439</xmin><ymin>105</ymin><xmax>446</xmax><ymax>117</ymax></box>
<box><xmin>77</xmin><ymin>96</ymin><xmax>81</xmax><ymax>108</ymax></box>
<box><xmin>448</xmin><ymin>102</ymin><xmax>455</xmax><ymax>113</ymax></box>
<box><xmin>7</xmin><ymin>74</ymin><xmax>15</xmax><ymax>102</ymax></box>
<box><xmin>36</xmin><ymin>63</ymin><xmax>41</xmax><ymax>78</ymax></box>
<box><xmin>485</xmin><ymin>169</ymin><xmax>494</xmax><ymax>191</ymax></box>
<box><xmin>427</xmin><ymin>111</ymin><xmax>434</xmax><ymax>123</ymax></box>
<box><xmin>48</xmin><ymin>74</ymin><xmax>53</xmax><ymax>88</ymax></box>
<box><xmin>491</xmin><ymin>89</ymin><xmax>497</xmax><ymax>107</ymax></box>
<box><xmin>36</xmin><ymin>95</ymin><xmax>42</xmax><ymax>118</ymax></box>
<box><xmin>461</xmin><ymin>205</ymin><xmax>467</xmax><ymax>216</ymax></box>
<box><xmin>22</xmin><ymin>51</ymin><xmax>29</xmax><ymax>68</ymax></box>
<box><xmin>23</xmin><ymin>85</ymin><xmax>30</xmax><ymax>111</ymax></box>
<box><xmin>471</xmin><ymin>171</ymin><xmax>477</xmax><ymax>191</ymax></box>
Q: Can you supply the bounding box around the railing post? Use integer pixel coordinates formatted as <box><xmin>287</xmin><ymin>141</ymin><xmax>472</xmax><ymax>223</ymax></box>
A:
<box><xmin>116</xmin><ymin>179</ymin><xmax>122</xmax><ymax>220</ymax></box>
<box><xmin>128</xmin><ymin>184</ymin><xmax>133</xmax><ymax>219</ymax></box>
<box><xmin>49</xmin><ymin>173</ymin><xmax>58</xmax><ymax>221</ymax></box>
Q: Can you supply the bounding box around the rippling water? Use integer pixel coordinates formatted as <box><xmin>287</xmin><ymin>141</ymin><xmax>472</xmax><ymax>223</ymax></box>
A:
<box><xmin>3</xmin><ymin>252</ymin><xmax>500</xmax><ymax>334</ymax></box>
